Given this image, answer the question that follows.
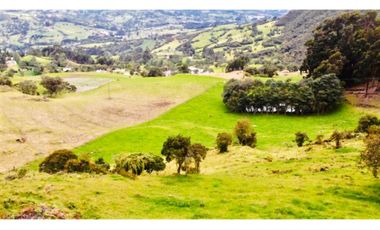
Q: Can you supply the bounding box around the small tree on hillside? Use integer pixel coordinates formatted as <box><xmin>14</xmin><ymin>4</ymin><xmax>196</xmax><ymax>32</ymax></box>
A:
<box><xmin>161</xmin><ymin>135</ymin><xmax>191</xmax><ymax>174</ymax></box>
<box><xmin>234</xmin><ymin>119</ymin><xmax>257</xmax><ymax>147</ymax></box>
<box><xmin>177</xmin><ymin>63</ymin><xmax>190</xmax><ymax>73</ymax></box>
<box><xmin>188</xmin><ymin>143</ymin><xmax>208</xmax><ymax>173</ymax></box>
<box><xmin>360</xmin><ymin>134</ymin><xmax>380</xmax><ymax>178</ymax></box>
<box><xmin>261</xmin><ymin>63</ymin><xmax>278</xmax><ymax>77</ymax></box>
<box><xmin>295</xmin><ymin>132</ymin><xmax>309</xmax><ymax>147</ymax></box>
<box><xmin>216</xmin><ymin>132</ymin><xmax>232</xmax><ymax>153</ymax></box>
<box><xmin>330</xmin><ymin>130</ymin><xmax>343</xmax><ymax>149</ymax></box>
<box><xmin>145</xmin><ymin>67</ymin><xmax>163</xmax><ymax>77</ymax></box>
<box><xmin>226</xmin><ymin>56</ymin><xmax>250</xmax><ymax>72</ymax></box>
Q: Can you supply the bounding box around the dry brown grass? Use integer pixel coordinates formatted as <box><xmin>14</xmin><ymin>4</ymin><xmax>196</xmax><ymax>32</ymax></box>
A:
<box><xmin>0</xmin><ymin>74</ymin><xmax>220</xmax><ymax>172</ymax></box>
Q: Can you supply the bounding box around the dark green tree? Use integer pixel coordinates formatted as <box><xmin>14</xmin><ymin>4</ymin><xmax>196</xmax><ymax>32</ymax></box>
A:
<box><xmin>225</xmin><ymin>56</ymin><xmax>250</xmax><ymax>72</ymax></box>
<box><xmin>161</xmin><ymin>135</ymin><xmax>191</xmax><ymax>174</ymax></box>
<box><xmin>295</xmin><ymin>132</ymin><xmax>309</xmax><ymax>147</ymax></box>
<box><xmin>300</xmin><ymin>11</ymin><xmax>380</xmax><ymax>86</ymax></box>
<box><xmin>177</xmin><ymin>63</ymin><xmax>190</xmax><ymax>73</ymax></box>
<box><xmin>356</xmin><ymin>115</ymin><xmax>380</xmax><ymax>133</ymax></box>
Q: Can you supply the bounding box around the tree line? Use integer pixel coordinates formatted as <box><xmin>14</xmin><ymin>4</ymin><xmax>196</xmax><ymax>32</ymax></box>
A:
<box><xmin>223</xmin><ymin>74</ymin><xmax>343</xmax><ymax>114</ymax></box>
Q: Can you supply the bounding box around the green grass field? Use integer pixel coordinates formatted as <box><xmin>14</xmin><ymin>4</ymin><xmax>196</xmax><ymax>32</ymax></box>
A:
<box><xmin>76</xmin><ymin>81</ymin><xmax>365</xmax><ymax>162</ymax></box>
<box><xmin>1</xmin><ymin>74</ymin><xmax>379</xmax><ymax>219</ymax></box>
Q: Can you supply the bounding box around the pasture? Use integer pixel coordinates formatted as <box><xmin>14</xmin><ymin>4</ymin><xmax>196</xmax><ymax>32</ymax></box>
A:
<box><xmin>0</xmin><ymin>73</ymin><xmax>379</xmax><ymax>219</ymax></box>
<box><xmin>0</xmin><ymin>73</ymin><xmax>221</xmax><ymax>172</ymax></box>
<box><xmin>76</xmin><ymin>80</ymin><xmax>365</xmax><ymax>162</ymax></box>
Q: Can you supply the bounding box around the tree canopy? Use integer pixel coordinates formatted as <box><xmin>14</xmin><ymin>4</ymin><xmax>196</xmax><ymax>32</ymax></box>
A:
<box><xmin>223</xmin><ymin>74</ymin><xmax>343</xmax><ymax>114</ymax></box>
<box><xmin>300</xmin><ymin>11</ymin><xmax>380</xmax><ymax>86</ymax></box>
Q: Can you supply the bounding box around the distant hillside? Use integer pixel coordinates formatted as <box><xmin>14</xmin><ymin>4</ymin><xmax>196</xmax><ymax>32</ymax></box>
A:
<box><xmin>1</xmin><ymin>10</ymin><xmax>377</xmax><ymax>72</ymax></box>
<box><xmin>0</xmin><ymin>10</ymin><xmax>285</xmax><ymax>50</ymax></box>
<box><xmin>150</xmin><ymin>10</ymin><xmax>354</xmax><ymax>69</ymax></box>
<box><xmin>276</xmin><ymin>10</ymin><xmax>349</xmax><ymax>65</ymax></box>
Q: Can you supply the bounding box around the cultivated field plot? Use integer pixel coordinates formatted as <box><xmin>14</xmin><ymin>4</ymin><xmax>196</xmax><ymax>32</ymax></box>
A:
<box><xmin>0</xmin><ymin>73</ymin><xmax>221</xmax><ymax>172</ymax></box>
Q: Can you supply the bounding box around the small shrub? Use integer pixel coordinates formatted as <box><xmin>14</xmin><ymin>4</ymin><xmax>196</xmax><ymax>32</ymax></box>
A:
<box><xmin>0</xmin><ymin>76</ymin><xmax>12</xmax><ymax>86</ymax></box>
<box><xmin>216</xmin><ymin>132</ymin><xmax>232</xmax><ymax>153</ymax></box>
<box><xmin>368</xmin><ymin>125</ymin><xmax>380</xmax><ymax>136</ymax></box>
<box><xmin>341</xmin><ymin>130</ymin><xmax>356</xmax><ymax>139</ymax></box>
<box><xmin>64</xmin><ymin>157</ymin><xmax>108</xmax><ymax>174</ymax></box>
<box><xmin>295</xmin><ymin>132</ymin><xmax>309</xmax><ymax>147</ymax></box>
<box><xmin>360</xmin><ymin>134</ymin><xmax>380</xmax><ymax>178</ymax></box>
<box><xmin>315</xmin><ymin>135</ymin><xmax>324</xmax><ymax>145</ymax></box>
<box><xmin>234</xmin><ymin>119</ymin><xmax>257</xmax><ymax>147</ymax></box>
<box><xmin>356</xmin><ymin>115</ymin><xmax>380</xmax><ymax>133</ymax></box>
<box><xmin>144</xmin><ymin>67</ymin><xmax>163</xmax><ymax>77</ymax></box>
<box><xmin>18</xmin><ymin>80</ymin><xmax>37</xmax><ymax>95</ymax></box>
<box><xmin>17</xmin><ymin>168</ymin><xmax>28</xmax><ymax>179</ymax></box>
<box><xmin>115</xmin><ymin>153</ymin><xmax>165</xmax><ymax>176</ymax></box>
<box><xmin>39</xmin><ymin>149</ymin><xmax>78</xmax><ymax>174</ymax></box>
<box><xmin>95</xmin><ymin>157</ymin><xmax>110</xmax><ymax>171</ymax></box>
<box><xmin>64</xmin><ymin>159</ymin><xmax>86</xmax><ymax>173</ymax></box>
<box><xmin>330</xmin><ymin>131</ymin><xmax>343</xmax><ymax>149</ymax></box>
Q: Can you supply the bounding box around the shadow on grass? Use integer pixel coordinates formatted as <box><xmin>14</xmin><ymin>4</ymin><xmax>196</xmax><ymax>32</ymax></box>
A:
<box><xmin>327</xmin><ymin>183</ymin><xmax>380</xmax><ymax>206</ymax></box>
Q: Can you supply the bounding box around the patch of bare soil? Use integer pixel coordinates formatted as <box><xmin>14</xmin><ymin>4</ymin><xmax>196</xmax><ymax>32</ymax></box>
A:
<box><xmin>152</xmin><ymin>101</ymin><xmax>174</xmax><ymax>108</ymax></box>
<box><xmin>0</xmin><ymin>80</ymin><xmax>212</xmax><ymax>172</ymax></box>
<box><xmin>345</xmin><ymin>91</ymin><xmax>380</xmax><ymax>114</ymax></box>
<box><xmin>203</xmin><ymin>71</ymin><xmax>246</xmax><ymax>80</ymax></box>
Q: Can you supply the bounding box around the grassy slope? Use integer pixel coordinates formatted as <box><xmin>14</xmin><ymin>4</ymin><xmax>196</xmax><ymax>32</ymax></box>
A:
<box><xmin>21</xmin><ymin>55</ymin><xmax>52</xmax><ymax>65</ymax></box>
<box><xmin>0</xmin><ymin>73</ymin><xmax>222</xmax><ymax>172</ymax></box>
<box><xmin>1</xmin><ymin>75</ymin><xmax>379</xmax><ymax>219</ymax></box>
<box><xmin>153</xmin><ymin>21</ymin><xmax>280</xmax><ymax>62</ymax></box>
<box><xmin>76</xmin><ymin>82</ymin><xmax>364</xmax><ymax>162</ymax></box>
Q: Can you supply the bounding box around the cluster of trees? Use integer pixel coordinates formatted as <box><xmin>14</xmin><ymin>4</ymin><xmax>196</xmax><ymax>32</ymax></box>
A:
<box><xmin>300</xmin><ymin>11</ymin><xmax>380</xmax><ymax>86</ymax></box>
<box><xmin>12</xmin><ymin>76</ymin><xmax>76</xmax><ymax>97</ymax></box>
<box><xmin>40</xmin><ymin>76</ymin><xmax>77</xmax><ymax>96</ymax></box>
<box><xmin>244</xmin><ymin>62</ymin><xmax>278</xmax><ymax>78</ymax></box>
<box><xmin>39</xmin><ymin>150</ymin><xmax>109</xmax><ymax>174</ymax></box>
<box><xmin>291</xmin><ymin>114</ymin><xmax>380</xmax><ymax>179</ymax></box>
<box><xmin>216</xmin><ymin>119</ymin><xmax>257</xmax><ymax>153</ymax></box>
<box><xmin>294</xmin><ymin>129</ymin><xmax>355</xmax><ymax>149</ymax></box>
<box><xmin>223</xmin><ymin>74</ymin><xmax>344</xmax><ymax>114</ymax></box>
<box><xmin>39</xmin><ymin>149</ymin><xmax>165</xmax><ymax>178</ymax></box>
<box><xmin>141</xmin><ymin>67</ymin><xmax>164</xmax><ymax>77</ymax></box>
